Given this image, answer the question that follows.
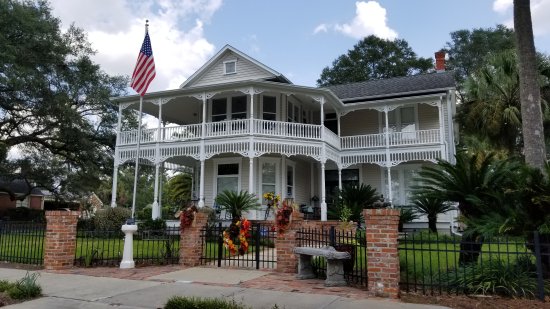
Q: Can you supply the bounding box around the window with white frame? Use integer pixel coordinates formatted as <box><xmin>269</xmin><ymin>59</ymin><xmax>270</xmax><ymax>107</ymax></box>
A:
<box><xmin>211</xmin><ymin>96</ymin><xmax>247</xmax><ymax>122</ymax></box>
<box><xmin>286</xmin><ymin>163</ymin><xmax>295</xmax><ymax>198</ymax></box>
<box><xmin>383</xmin><ymin>165</ymin><xmax>420</xmax><ymax>206</ymax></box>
<box><xmin>260</xmin><ymin>158</ymin><xmax>279</xmax><ymax>204</ymax></box>
<box><xmin>385</xmin><ymin>106</ymin><xmax>417</xmax><ymax>133</ymax></box>
<box><xmin>212</xmin><ymin>98</ymin><xmax>227</xmax><ymax>122</ymax></box>
<box><xmin>224</xmin><ymin>60</ymin><xmax>237</xmax><ymax>75</ymax></box>
<box><xmin>215</xmin><ymin>162</ymin><xmax>240</xmax><ymax>196</ymax></box>
<box><xmin>262</xmin><ymin>96</ymin><xmax>277</xmax><ymax>121</ymax></box>
<box><xmin>15</xmin><ymin>197</ymin><xmax>29</xmax><ymax>208</ymax></box>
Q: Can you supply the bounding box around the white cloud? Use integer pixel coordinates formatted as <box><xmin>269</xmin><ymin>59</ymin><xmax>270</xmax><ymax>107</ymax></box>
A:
<box><xmin>313</xmin><ymin>24</ymin><xmax>328</xmax><ymax>34</ymax></box>
<box><xmin>493</xmin><ymin>0</ymin><xmax>512</xmax><ymax>14</ymax></box>
<box><xmin>49</xmin><ymin>0</ymin><xmax>221</xmax><ymax>92</ymax></box>
<box><xmin>492</xmin><ymin>0</ymin><xmax>550</xmax><ymax>36</ymax></box>
<box><xmin>334</xmin><ymin>1</ymin><xmax>397</xmax><ymax>40</ymax></box>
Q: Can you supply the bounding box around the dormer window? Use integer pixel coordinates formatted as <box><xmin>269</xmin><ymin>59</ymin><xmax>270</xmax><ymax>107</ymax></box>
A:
<box><xmin>224</xmin><ymin>60</ymin><xmax>237</xmax><ymax>75</ymax></box>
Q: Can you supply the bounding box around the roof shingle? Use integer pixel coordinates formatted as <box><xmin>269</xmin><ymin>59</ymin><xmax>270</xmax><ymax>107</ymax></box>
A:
<box><xmin>325</xmin><ymin>71</ymin><xmax>455</xmax><ymax>102</ymax></box>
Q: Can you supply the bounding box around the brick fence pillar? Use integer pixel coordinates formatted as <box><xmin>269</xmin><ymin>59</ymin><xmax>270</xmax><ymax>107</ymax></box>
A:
<box><xmin>179</xmin><ymin>212</ymin><xmax>209</xmax><ymax>266</ymax></box>
<box><xmin>363</xmin><ymin>208</ymin><xmax>400</xmax><ymax>299</ymax></box>
<box><xmin>44</xmin><ymin>211</ymin><xmax>79</xmax><ymax>271</ymax></box>
<box><xmin>275</xmin><ymin>210</ymin><xmax>304</xmax><ymax>273</ymax></box>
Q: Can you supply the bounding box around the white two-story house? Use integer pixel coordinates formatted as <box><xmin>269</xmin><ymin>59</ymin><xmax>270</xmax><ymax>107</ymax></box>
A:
<box><xmin>110</xmin><ymin>45</ymin><xmax>456</xmax><ymax>223</ymax></box>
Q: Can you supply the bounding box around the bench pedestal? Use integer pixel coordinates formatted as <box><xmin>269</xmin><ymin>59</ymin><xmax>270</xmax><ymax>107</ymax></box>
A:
<box><xmin>294</xmin><ymin>246</ymin><xmax>350</xmax><ymax>287</ymax></box>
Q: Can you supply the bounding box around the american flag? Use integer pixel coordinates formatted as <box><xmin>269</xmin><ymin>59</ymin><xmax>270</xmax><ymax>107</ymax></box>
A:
<box><xmin>130</xmin><ymin>31</ymin><xmax>156</xmax><ymax>96</ymax></box>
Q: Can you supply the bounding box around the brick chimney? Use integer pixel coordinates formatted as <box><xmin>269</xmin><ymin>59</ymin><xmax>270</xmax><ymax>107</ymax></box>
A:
<box><xmin>435</xmin><ymin>51</ymin><xmax>446</xmax><ymax>72</ymax></box>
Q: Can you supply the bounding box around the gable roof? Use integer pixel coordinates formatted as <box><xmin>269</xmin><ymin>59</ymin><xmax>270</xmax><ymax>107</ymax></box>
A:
<box><xmin>180</xmin><ymin>44</ymin><xmax>291</xmax><ymax>88</ymax></box>
<box><xmin>325</xmin><ymin>71</ymin><xmax>455</xmax><ymax>103</ymax></box>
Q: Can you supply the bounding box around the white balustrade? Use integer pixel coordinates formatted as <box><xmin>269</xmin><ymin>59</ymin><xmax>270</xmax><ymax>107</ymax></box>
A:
<box><xmin>254</xmin><ymin>119</ymin><xmax>321</xmax><ymax>139</ymax></box>
<box><xmin>341</xmin><ymin>133</ymin><xmax>385</xmax><ymax>149</ymax></box>
<box><xmin>389</xmin><ymin>129</ymin><xmax>440</xmax><ymax>146</ymax></box>
<box><xmin>206</xmin><ymin>119</ymin><xmax>249</xmax><ymax>137</ymax></box>
<box><xmin>119</xmin><ymin>130</ymin><xmax>138</xmax><ymax>145</ymax></box>
<box><xmin>323</xmin><ymin>127</ymin><xmax>341</xmax><ymax>149</ymax></box>
<box><xmin>163</xmin><ymin>124</ymin><xmax>202</xmax><ymax>141</ymax></box>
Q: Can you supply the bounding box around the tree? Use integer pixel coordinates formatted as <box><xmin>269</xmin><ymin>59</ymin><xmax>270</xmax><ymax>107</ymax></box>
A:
<box><xmin>462</xmin><ymin>50</ymin><xmax>522</xmax><ymax>153</ymax></box>
<box><xmin>163</xmin><ymin>173</ymin><xmax>192</xmax><ymax>209</ymax></box>
<box><xmin>0</xmin><ymin>0</ymin><xmax>130</xmax><ymax>200</ymax></box>
<box><xmin>317</xmin><ymin>35</ymin><xmax>433</xmax><ymax>86</ymax></box>
<box><xmin>514</xmin><ymin>0</ymin><xmax>547</xmax><ymax>171</ymax></box>
<box><xmin>444</xmin><ymin>25</ymin><xmax>516</xmax><ymax>100</ymax></box>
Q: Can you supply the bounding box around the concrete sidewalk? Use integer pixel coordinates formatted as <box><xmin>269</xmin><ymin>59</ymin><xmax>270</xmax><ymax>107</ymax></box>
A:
<box><xmin>0</xmin><ymin>267</ymin><xmax>449</xmax><ymax>309</ymax></box>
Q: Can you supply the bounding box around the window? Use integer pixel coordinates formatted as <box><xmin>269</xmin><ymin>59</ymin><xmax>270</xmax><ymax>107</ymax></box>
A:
<box><xmin>383</xmin><ymin>165</ymin><xmax>420</xmax><ymax>205</ymax></box>
<box><xmin>259</xmin><ymin>158</ymin><xmax>279</xmax><ymax>204</ymax></box>
<box><xmin>212</xmin><ymin>98</ymin><xmax>227</xmax><ymax>122</ymax></box>
<box><xmin>286</xmin><ymin>164</ymin><xmax>295</xmax><ymax>198</ymax></box>
<box><xmin>325</xmin><ymin>169</ymin><xmax>359</xmax><ymax>203</ymax></box>
<box><xmin>324</xmin><ymin>113</ymin><xmax>337</xmax><ymax>134</ymax></box>
<box><xmin>224</xmin><ymin>60</ymin><xmax>236</xmax><ymax>74</ymax></box>
<box><xmin>263</xmin><ymin>96</ymin><xmax>277</xmax><ymax>121</ymax></box>
<box><xmin>231</xmin><ymin>96</ymin><xmax>247</xmax><ymax>119</ymax></box>
<box><xmin>15</xmin><ymin>198</ymin><xmax>29</xmax><ymax>208</ymax></box>
<box><xmin>216</xmin><ymin>163</ymin><xmax>239</xmax><ymax>195</ymax></box>
<box><xmin>385</xmin><ymin>106</ymin><xmax>416</xmax><ymax>133</ymax></box>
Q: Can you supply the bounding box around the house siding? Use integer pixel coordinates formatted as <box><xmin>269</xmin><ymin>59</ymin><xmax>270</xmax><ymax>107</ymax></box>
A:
<box><xmin>417</xmin><ymin>103</ymin><xmax>439</xmax><ymax>130</ymax></box>
<box><xmin>294</xmin><ymin>159</ymin><xmax>311</xmax><ymax>206</ymax></box>
<box><xmin>340</xmin><ymin>109</ymin><xmax>379</xmax><ymax>136</ymax></box>
<box><xmin>190</xmin><ymin>51</ymin><xmax>275</xmax><ymax>88</ymax></box>
<box><xmin>361</xmin><ymin>164</ymin><xmax>383</xmax><ymax>194</ymax></box>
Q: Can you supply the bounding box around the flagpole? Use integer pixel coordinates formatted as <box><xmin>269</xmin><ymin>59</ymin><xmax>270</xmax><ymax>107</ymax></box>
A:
<box><xmin>130</xmin><ymin>20</ymin><xmax>149</xmax><ymax>219</ymax></box>
<box><xmin>131</xmin><ymin>95</ymin><xmax>143</xmax><ymax>219</ymax></box>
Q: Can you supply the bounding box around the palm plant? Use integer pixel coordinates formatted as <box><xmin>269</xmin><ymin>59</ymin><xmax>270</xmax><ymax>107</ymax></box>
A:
<box><xmin>333</xmin><ymin>184</ymin><xmax>380</xmax><ymax>224</ymax></box>
<box><xmin>412</xmin><ymin>151</ymin><xmax>520</xmax><ymax>264</ymax></box>
<box><xmin>214</xmin><ymin>190</ymin><xmax>259</xmax><ymax>220</ymax></box>
<box><xmin>411</xmin><ymin>196</ymin><xmax>453</xmax><ymax>233</ymax></box>
<box><xmin>397</xmin><ymin>207</ymin><xmax>419</xmax><ymax>233</ymax></box>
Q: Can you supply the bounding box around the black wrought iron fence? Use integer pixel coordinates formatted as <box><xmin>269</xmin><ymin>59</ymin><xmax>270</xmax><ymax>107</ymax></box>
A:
<box><xmin>0</xmin><ymin>221</ymin><xmax>45</xmax><ymax>265</ymax></box>
<box><xmin>200</xmin><ymin>222</ymin><xmax>276</xmax><ymax>269</ymax></box>
<box><xmin>74</xmin><ymin>226</ymin><xmax>180</xmax><ymax>267</ymax></box>
<box><xmin>296</xmin><ymin>226</ymin><xmax>368</xmax><ymax>288</ymax></box>
<box><xmin>399</xmin><ymin>231</ymin><xmax>549</xmax><ymax>301</ymax></box>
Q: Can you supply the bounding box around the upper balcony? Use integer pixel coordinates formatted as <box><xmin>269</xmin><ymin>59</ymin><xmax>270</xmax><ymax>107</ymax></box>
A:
<box><xmin>118</xmin><ymin>119</ymin><xmax>441</xmax><ymax>151</ymax></box>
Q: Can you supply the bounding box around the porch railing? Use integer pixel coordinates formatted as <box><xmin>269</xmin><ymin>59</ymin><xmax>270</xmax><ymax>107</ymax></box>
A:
<box><xmin>341</xmin><ymin>129</ymin><xmax>441</xmax><ymax>149</ymax></box>
<box><xmin>119</xmin><ymin>121</ymin><xmax>441</xmax><ymax>150</ymax></box>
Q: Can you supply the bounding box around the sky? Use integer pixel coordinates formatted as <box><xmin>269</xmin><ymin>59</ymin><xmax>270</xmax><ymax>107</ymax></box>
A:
<box><xmin>48</xmin><ymin>0</ymin><xmax>550</xmax><ymax>91</ymax></box>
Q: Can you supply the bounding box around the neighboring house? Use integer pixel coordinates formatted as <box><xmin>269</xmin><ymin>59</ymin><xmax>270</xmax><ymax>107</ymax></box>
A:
<box><xmin>110</xmin><ymin>45</ymin><xmax>457</xmax><ymax>226</ymax></box>
<box><xmin>0</xmin><ymin>179</ymin><xmax>45</xmax><ymax>215</ymax></box>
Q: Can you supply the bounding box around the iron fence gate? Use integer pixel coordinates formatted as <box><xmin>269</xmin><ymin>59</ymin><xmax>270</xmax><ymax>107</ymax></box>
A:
<box><xmin>0</xmin><ymin>221</ymin><xmax>45</xmax><ymax>265</ymax></box>
<box><xmin>200</xmin><ymin>221</ymin><xmax>276</xmax><ymax>269</ymax></box>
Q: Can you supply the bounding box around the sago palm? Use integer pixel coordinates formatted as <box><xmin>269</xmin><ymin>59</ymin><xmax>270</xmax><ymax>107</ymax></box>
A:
<box><xmin>215</xmin><ymin>190</ymin><xmax>259</xmax><ymax>219</ymax></box>
<box><xmin>411</xmin><ymin>195</ymin><xmax>453</xmax><ymax>233</ymax></box>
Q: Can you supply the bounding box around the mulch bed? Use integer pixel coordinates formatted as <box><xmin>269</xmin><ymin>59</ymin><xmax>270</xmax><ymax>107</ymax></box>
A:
<box><xmin>401</xmin><ymin>292</ymin><xmax>550</xmax><ymax>309</ymax></box>
<box><xmin>0</xmin><ymin>292</ymin><xmax>19</xmax><ymax>307</ymax></box>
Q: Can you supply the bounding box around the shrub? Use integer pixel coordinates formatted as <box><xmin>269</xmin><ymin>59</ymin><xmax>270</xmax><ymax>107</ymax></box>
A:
<box><xmin>443</xmin><ymin>256</ymin><xmax>550</xmax><ymax>298</ymax></box>
<box><xmin>93</xmin><ymin>207</ymin><xmax>131</xmax><ymax>231</ymax></box>
<box><xmin>77</xmin><ymin>218</ymin><xmax>95</xmax><ymax>230</ymax></box>
<box><xmin>137</xmin><ymin>206</ymin><xmax>152</xmax><ymax>220</ymax></box>
<box><xmin>7</xmin><ymin>272</ymin><xmax>42</xmax><ymax>300</ymax></box>
<box><xmin>164</xmin><ymin>296</ymin><xmax>250</xmax><ymax>309</ymax></box>
<box><xmin>138</xmin><ymin>218</ymin><xmax>167</xmax><ymax>231</ymax></box>
<box><xmin>0</xmin><ymin>280</ymin><xmax>14</xmax><ymax>292</ymax></box>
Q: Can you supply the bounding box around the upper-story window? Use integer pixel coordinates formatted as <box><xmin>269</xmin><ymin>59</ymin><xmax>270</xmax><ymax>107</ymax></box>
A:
<box><xmin>262</xmin><ymin>96</ymin><xmax>277</xmax><ymax>121</ymax></box>
<box><xmin>224</xmin><ymin>60</ymin><xmax>237</xmax><ymax>75</ymax></box>
<box><xmin>211</xmin><ymin>96</ymin><xmax>247</xmax><ymax>122</ymax></box>
<box><xmin>386</xmin><ymin>106</ymin><xmax>416</xmax><ymax>133</ymax></box>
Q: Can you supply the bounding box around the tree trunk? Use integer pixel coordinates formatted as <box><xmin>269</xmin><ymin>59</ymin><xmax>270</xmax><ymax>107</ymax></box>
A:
<box><xmin>428</xmin><ymin>215</ymin><xmax>437</xmax><ymax>233</ymax></box>
<box><xmin>458</xmin><ymin>231</ymin><xmax>483</xmax><ymax>266</ymax></box>
<box><xmin>514</xmin><ymin>0</ymin><xmax>547</xmax><ymax>171</ymax></box>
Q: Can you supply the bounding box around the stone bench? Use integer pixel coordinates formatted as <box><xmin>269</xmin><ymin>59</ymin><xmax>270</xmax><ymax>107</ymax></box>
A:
<box><xmin>293</xmin><ymin>246</ymin><xmax>350</xmax><ymax>287</ymax></box>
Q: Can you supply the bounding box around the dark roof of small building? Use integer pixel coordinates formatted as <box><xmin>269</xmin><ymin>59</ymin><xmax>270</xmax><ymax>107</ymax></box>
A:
<box><xmin>325</xmin><ymin>71</ymin><xmax>455</xmax><ymax>102</ymax></box>
<box><xmin>0</xmin><ymin>178</ymin><xmax>45</xmax><ymax>196</ymax></box>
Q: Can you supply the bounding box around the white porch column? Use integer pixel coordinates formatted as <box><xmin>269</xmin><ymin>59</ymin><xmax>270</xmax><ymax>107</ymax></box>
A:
<box><xmin>198</xmin><ymin>92</ymin><xmax>207</xmax><ymax>208</ymax></box>
<box><xmin>281</xmin><ymin>156</ymin><xmax>286</xmax><ymax>198</ymax></box>
<box><xmin>437</xmin><ymin>97</ymin><xmax>446</xmax><ymax>161</ymax></box>
<box><xmin>383</xmin><ymin>106</ymin><xmax>393</xmax><ymax>206</ymax></box>
<box><xmin>338</xmin><ymin>167</ymin><xmax>343</xmax><ymax>192</ymax></box>
<box><xmin>320</xmin><ymin>97</ymin><xmax>325</xmax><ymax>140</ymax></box>
<box><xmin>248</xmin><ymin>157</ymin><xmax>254</xmax><ymax>194</ymax></box>
<box><xmin>111</xmin><ymin>104</ymin><xmax>123</xmax><ymax>208</ymax></box>
<box><xmin>249</xmin><ymin>87</ymin><xmax>254</xmax><ymax>135</ymax></box>
<box><xmin>320</xmin><ymin>162</ymin><xmax>327</xmax><ymax>221</ymax></box>
<box><xmin>198</xmin><ymin>159</ymin><xmax>205</xmax><ymax>208</ymax></box>
<box><xmin>152</xmin><ymin>100</ymin><xmax>163</xmax><ymax>219</ymax></box>
<box><xmin>337</xmin><ymin>114</ymin><xmax>341</xmax><ymax>136</ymax></box>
